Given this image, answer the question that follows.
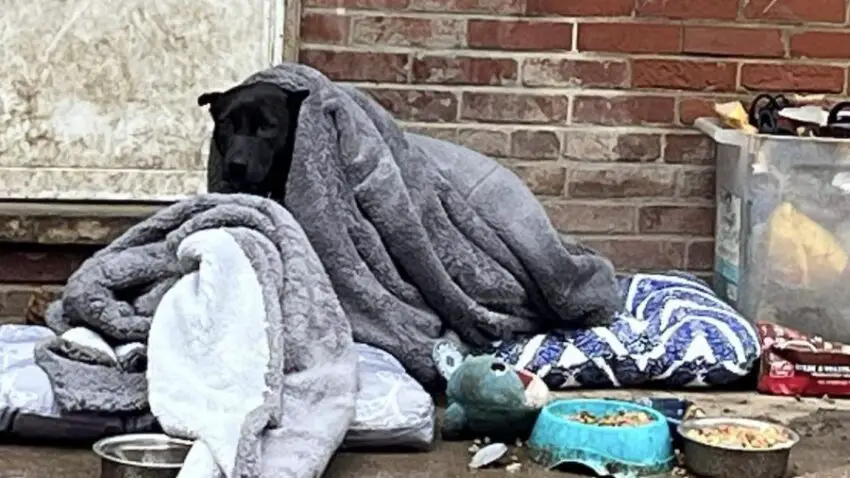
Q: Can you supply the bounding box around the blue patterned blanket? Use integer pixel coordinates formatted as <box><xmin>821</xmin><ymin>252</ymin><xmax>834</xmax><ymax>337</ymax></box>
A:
<box><xmin>493</xmin><ymin>273</ymin><xmax>760</xmax><ymax>389</ymax></box>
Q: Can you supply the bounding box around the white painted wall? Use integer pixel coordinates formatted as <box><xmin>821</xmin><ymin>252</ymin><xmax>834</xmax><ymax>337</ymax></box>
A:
<box><xmin>0</xmin><ymin>0</ymin><xmax>285</xmax><ymax>200</ymax></box>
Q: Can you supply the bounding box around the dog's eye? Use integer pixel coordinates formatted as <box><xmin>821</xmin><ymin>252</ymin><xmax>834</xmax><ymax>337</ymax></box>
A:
<box><xmin>256</xmin><ymin>125</ymin><xmax>277</xmax><ymax>138</ymax></box>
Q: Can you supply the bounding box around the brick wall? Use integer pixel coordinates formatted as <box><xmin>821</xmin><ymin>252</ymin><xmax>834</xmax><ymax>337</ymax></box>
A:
<box><xmin>0</xmin><ymin>204</ymin><xmax>157</xmax><ymax>323</ymax></box>
<box><xmin>297</xmin><ymin>0</ymin><xmax>850</xmax><ymax>273</ymax></box>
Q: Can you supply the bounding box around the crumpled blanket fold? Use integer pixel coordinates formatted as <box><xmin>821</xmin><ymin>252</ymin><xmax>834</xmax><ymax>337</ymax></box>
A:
<box><xmin>36</xmin><ymin>194</ymin><xmax>358</xmax><ymax>478</ymax></box>
<box><xmin>208</xmin><ymin>63</ymin><xmax>621</xmax><ymax>384</ymax></box>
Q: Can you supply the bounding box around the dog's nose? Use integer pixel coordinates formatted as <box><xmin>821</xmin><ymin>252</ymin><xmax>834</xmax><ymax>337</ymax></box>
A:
<box><xmin>227</xmin><ymin>162</ymin><xmax>247</xmax><ymax>180</ymax></box>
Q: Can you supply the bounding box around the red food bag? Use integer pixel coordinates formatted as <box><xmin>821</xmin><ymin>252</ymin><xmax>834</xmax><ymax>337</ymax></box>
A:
<box><xmin>757</xmin><ymin>321</ymin><xmax>850</xmax><ymax>397</ymax></box>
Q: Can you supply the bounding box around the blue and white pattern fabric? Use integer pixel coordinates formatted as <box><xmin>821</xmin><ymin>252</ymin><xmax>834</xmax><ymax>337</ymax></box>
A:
<box><xmin>492</xmin><ymin>273</ymin><xmax>761</xmax><ymax>389</ymax></box>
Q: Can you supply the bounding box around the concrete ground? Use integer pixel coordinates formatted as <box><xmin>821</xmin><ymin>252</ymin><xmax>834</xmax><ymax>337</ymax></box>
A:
<box><xmin>1</xmin><ymin>390</ymin><xmax>849</xmax><ymax>478</ymax></box>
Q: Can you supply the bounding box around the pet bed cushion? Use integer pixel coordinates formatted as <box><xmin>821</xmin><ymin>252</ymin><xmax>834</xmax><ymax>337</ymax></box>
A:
<box><xmin>0</xmin><ymin>324</ymin><xmax>433</xmax><ymax>450</ymax></box>
<box><xmin>494</xmin><ymin>273</ymin><xmax>761</xmax><ymax>389</ymax></box>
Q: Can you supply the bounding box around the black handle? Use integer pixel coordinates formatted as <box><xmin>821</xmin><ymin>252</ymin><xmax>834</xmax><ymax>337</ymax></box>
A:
<box><xmin>748</xmin><ymin>94</ymin><xmax>778</xmax><ymax>127</ymax></box>
<box><xmin>773</xmin><ymin>94</ymin><xmax>792</xmax><ymax>110</ymax></box>
<box><xmin>827</xmin><ymin>101</ymin><xmax>850</xmax><ymax>125</ymax></box>
<box><xmin>756</xmin><ymin>109</ymin><xmax>779</xmax><ymax>134</ymax></box>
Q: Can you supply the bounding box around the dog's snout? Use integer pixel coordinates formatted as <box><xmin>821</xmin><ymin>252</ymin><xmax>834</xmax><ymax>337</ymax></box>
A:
<box><xmin>227</xmin><ymin>162</ymin><xmax>247</xmax><ymax>180</ymax></box>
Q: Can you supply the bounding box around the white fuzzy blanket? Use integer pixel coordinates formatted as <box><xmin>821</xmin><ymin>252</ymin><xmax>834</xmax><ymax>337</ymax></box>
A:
<box><xmin>36</xmin><ymin>195</ymin><xmax>359</xmax><ymax>478</ymax></box>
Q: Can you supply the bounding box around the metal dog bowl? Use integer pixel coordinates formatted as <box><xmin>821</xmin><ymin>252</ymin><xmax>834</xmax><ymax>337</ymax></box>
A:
<box><xmin>93</xmin><ymin>433</ymin><xmax>192</xmax><ymax>478</ymax></box>
<box><xmin>678</xmin><ymin>417</ymin><xmax>800</xmax><ymax>478</ymax></box>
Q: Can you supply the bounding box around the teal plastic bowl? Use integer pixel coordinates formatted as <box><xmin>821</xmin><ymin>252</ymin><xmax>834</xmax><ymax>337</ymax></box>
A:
<box><xmin>528</xmin><ymin>399</ymin><xmax>674</xmax><ymax>477</ymax></box>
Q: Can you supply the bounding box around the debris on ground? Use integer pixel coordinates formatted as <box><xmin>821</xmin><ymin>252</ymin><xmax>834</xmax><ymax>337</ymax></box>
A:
<box><xmin>505</xmin><ymin>463</ymin><xmax>522</xmax><ymax>473</ymax></box>
<box><xmin>468</xmin><ymin>442</ymin><xmax>507</xmax><ymax>469</ymax></box>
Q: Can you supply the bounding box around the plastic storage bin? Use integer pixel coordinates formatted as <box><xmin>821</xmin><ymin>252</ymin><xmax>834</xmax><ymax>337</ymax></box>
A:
<box><xmin>696</xmin><ymin>117</ymin><xmax>850</xmax><ymax>342</ymax></box>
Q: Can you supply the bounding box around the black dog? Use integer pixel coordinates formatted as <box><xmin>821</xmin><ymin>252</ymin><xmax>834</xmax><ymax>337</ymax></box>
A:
<box><xmin>198</xmin><ymin>82</ymin><xmax>309</xmax><ymax>200</ymax></box>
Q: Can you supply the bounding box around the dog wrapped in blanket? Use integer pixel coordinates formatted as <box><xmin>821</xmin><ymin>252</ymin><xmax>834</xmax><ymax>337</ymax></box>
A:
<box><xmin>199</xmin><ymin>63</ymin><xmax>622</xmax><ymax>385</ymax></box>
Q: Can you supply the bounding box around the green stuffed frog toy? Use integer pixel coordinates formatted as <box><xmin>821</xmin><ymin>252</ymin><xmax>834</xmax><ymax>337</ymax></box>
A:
<box><xmin>433</xmin><ymin>340</ymin><xmax>550</xmax><ymax>440</ymax></box>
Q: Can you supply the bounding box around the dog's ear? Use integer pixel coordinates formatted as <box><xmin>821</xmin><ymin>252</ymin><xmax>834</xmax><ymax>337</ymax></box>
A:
<box><xmin>286</xmin><ymin>89</ymin><xmax>310</xmax><ymax>106</ymax></box>
<box><xmin>197</xmin><ymin>91</ymin><xmax>222</xmax><ymax>107</ymax></box>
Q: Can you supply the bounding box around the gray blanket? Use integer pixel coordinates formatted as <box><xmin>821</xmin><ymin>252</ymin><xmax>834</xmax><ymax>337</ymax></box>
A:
<box><xmin>37</xmin><ymin>195</ymin><xmax>357</xmax><ymax>478</ymax></box>
<box><xmin>209</xmin><ymin>63</ymin><xmax>620</xmax><ymax>384</ymax></box>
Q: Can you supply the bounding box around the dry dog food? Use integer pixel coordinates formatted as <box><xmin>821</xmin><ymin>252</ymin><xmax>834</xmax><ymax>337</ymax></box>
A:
<box><xmin>565</xmin><ymin>410</ymin><xmax>654</xmax><ymax>427</ymax></box>
<box><xmin>757</xmin><ymin>322</ymin><xmax>850</xmax><ymax>397</ymax></box>
<box><xmin>685</xmin><ymin>424</ymin><xmax>791</xmax><ymax>449</ymax></box>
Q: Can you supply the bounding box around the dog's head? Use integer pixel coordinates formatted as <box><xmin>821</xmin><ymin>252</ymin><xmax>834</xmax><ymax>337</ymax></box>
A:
<box><xmin>198</xmin><ymin>82</ymin><xmax>309</xmax><ymax>194</ymax></box>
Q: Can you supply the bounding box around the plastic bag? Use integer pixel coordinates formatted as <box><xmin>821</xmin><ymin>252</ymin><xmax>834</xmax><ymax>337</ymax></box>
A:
<box><xmin>766</xmin><ymin>202</ymin><xmax>848</xmax><ymax>286</ymax></box>
<box><xmin>757</xmin><ymin>321</ymin><xmax>850</xmax><ymax>397</ymax></box>
<box><xmin>342</xmin><ymin>344</ymin><xmax>435</xmax><ymax>450</ymax></box>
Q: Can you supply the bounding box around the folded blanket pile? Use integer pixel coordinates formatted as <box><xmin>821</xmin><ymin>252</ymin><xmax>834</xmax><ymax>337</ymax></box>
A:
<box><xmin>32</xmin><ymin>63</ymin><xmax>621</xmax><ymax>477</ymax></box>
<box><xmin>37</xmin><ymin>196</ymin><xmax>358</xmax><ymax>478</ymax></box>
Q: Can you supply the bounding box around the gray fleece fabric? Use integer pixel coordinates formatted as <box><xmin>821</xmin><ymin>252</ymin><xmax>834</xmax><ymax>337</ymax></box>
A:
<box><xmin>209</xmin><ymin>63</ymin><xmax>621</xmax><ymax>384</ymax></box>
<box><xmin>36</xmin><ymin>195</ymin><xmax>357</xmax><ymax>478</ymax></box>
<box><xmin>33</xmin><ymin>63</ymin><xmax>620</xmax><ymax>477</ymax></box>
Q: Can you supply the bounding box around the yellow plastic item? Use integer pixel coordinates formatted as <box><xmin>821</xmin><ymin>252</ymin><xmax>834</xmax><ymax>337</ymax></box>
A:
<box><xmin>714</xmin><ymin>101</ymin><xmax>758</xmax><ymax>134</ymax></box>
<box><xmin>766</xmin><ymin>202</ymin><xmax>848</xmax><ymax>286</ymax></box>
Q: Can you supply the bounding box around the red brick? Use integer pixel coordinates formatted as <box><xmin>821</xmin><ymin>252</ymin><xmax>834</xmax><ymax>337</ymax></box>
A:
<box><xmin>683</xmin><ymin>26</ymin><xmax>785</xmax><ymax>58</ymax></box>
<box><xmin>522</xmin><ymin>59</ymin><xmax>629</xmax><ymax>88</ymax></box>
<box><xmin>351</xmin><ymin>17</ymin><xmax>465</xmax><ymax>48</ymax></box>
<box><xmin>299</xmin><ymin>49</ymin><xmax>409</xmax><ymax>82</ymax></box>
<box><xmin>743</xmin><ymin>0</ymin><xmax>847</xmax><ymax>24</ymax></box>
<box><xmin>527</xmin><ymin>0</ymin><xmax>635</xmax><ymax>16</ymax></box>
<box><xmin>407</xmin><ymin>127</ymin><xmax>513</xmax><ymax>157</ymax></box>
<box><xmin>633</xmin><ymin>59</ymin><xmax>737</xmax><ymax>92</ymax></box>
<box><xmin>740</xmin><ymin>63</ymin><xmax>846</xmax><ymax>93</ymax></box>
<box><xmin>0</xmin><ymin>245</ymin><xmax>96</xmax><ymax>284</ymax></box>
<box><xmin>0</xmin><ymin>285</ymin><xmax>62</xmax><ymax>320</ymax></box>
<box><xmin>678</xmin><ymin>96</ymin><xmax>720</xmax><ymax>125</ymax></box>
<box><xmin>567</xmin><ymin>165</ymin><xmax>677</xmax><ymax>198</ymax></box>
<box><xmin>664</xmin><ymin>134</ymin><xmax>716</xmax><ymax>165</ymax></box>
<box><xmin>791</xmin><ymin>31</ymin><xmax>850</xmax><ymax>60</ymax></box>
<box><xmin>563</xmin><ymin>132</ymin><xmax>662</xmax><ymax>162</ymax></box>
<box><xmin>457</xmin><ymin>129</ymin><xmax>511</xmax><ymax>156</ymax></box>
<box><xmin>461</xmin><ymin>93</ymin><xmax>569</xmax><ymax>124</ymax></box>
<box><xmin>639</xmin><ymin>206</ymin><xmax>715</xmax><ymax>235</ymax></box>
<box><xmin>405</xmin><ymin>125</ymin><xmax>457</xmax><ymax>143</ymax></box>
<box><xmin>678</xmin><ymin>169</ymin><xmax>716</xmax><ymax>199</ymax></box>
<box><xmin>364</xmin><ymin>88</ymin><xmax>458</xmax><ymax>122</ymax></box>
<box><xmin>508</xmin><ymin>163</ymin><xmax>566</xmax><ymax>195</ymax></box>
<box><xmin>411</xmin><ymin>56</ymin><xmax>517</xmax><ymax>85</ymax></box>
<box><xmin>305</xmin><ymin>0</ymin><xmax>409</xmax><ymax>6</ymax></box>
<box><xmin>511</xmin><ymin>130</ymin><xmax>561</xmax><ymax>159</ymax></box>
<box><xmin>408</xmin><ymin>0</ymin><xmax>524</xmax><ymax>13</ymax></box>
<box><xmin>578</xmin><ymin>23</ymin><xmax>682</xmax><ymax>54</ymax></box>
<box><xmin>300</xmin><ymin>13</ymin><xmax>350</xmax><ymax>44</ymax></box>
<box><xmin>687</xmin><ymin>240</ymin><xmax>715</xmax><ymax>271</ymax></box>
<box><xmin>636</xmin><ymin>0</ymin><xmax>739</xmax><ymax>20</ymax></box>
<box><xmin>543</xmin><ymin>201</ymin><xmax>636</xmax><ymax>234</ymax></box>
<box><xmin>581</xmin><ymin>238</ymin><xmax>686</xmax><ymax>270</ymax></box>
<box><xmin>468</xmin><ymin>20</ymin><xmax>572</xmax><ymax>51</ymax></box>
<box><xmin>572</xmin><ymin>95</ymin><xmax>676</xmax><ymax>126</ymax></box>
